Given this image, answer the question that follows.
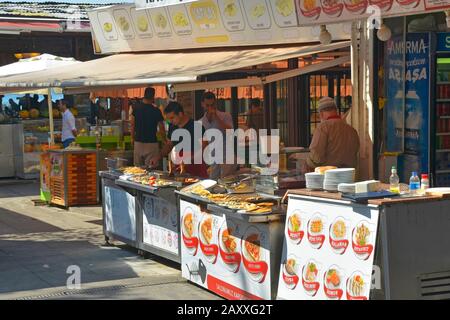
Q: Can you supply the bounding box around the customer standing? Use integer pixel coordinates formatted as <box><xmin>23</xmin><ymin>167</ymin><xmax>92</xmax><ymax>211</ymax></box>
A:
<box><xmin>130</xmin><ymin>87</ymin><xmax>166</xmax><ymax>167</ymax></box>
<box><xmin>200</xmin><ymin>92</ymin><xmax>237</xmax><ymax>179</ymax></box>
<box><xmin>59</xmin><ymin>99</ymin><xmax>77</xmax><ymax>148</ymax></box>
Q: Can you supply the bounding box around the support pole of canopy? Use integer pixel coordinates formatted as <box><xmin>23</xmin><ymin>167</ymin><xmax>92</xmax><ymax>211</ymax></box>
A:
<box><xmin>48</xmin><ymin>88</ymin><xmax>55</xmax><ymax>146</ymax></box>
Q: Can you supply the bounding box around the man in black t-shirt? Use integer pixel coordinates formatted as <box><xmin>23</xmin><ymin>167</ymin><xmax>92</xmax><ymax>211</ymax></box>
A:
<box><xmin>150</xmin><ymin>102</ymin><xmax>208</xmax><ymax>178</ymax></box>
<box><xmin>130</xmin><ymin>87</ymin><xmax>166</xmax><ymax>167</ymax></box>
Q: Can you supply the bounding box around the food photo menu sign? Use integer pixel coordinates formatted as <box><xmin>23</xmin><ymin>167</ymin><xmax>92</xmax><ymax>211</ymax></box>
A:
<box><xmin>179</xmin><ymin>199</ymin><xmax>281</xmax><ymax>300</ymax></box>
<box><xmin>277</xmin><ymin>196</ymin><xmax>380</xmax><ymax>300</ymax></box>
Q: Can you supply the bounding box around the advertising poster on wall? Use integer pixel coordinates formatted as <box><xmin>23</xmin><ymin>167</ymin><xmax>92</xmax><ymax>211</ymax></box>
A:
<box><xmin>384</xmin><ymin>34</ymin><xmax>405</xmax><ymax>153</ymax></box>
<box><xmin>400</xmin><ymin>32</ymin><xmax>430</xmax><ymax>179</ymax></box>
<box><xmin>277</xmin><ymin>196</ymin><xmax>379</xmax><ymax>300</ymax></box>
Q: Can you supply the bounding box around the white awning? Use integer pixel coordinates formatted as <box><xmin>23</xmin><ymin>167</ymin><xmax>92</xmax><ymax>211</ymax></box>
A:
<box><xmin>0</xmin><ymin>41</ymin><xmax>350</xmax><ymax>91</ymax></box>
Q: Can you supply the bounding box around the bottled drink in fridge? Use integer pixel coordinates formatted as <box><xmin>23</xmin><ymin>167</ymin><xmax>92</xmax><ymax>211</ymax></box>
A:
<box><xmin>389</xmin><ymin>166</ymin><xmax>400</xmax><ymax>194</ymax></box>
<box><xmin>409</xmin><ymin>172</ymin><xmax>420</xmax><ymax>195</ymax></box>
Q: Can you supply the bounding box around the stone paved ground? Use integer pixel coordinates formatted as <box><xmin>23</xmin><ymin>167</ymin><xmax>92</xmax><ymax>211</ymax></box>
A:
<box><xmin>0</xmin><ymin>180</ymin><xmax>219</xmax><ymax>300</ymax></box>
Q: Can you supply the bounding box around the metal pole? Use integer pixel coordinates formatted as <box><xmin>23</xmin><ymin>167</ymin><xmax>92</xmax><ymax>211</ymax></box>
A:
<box><xmin>48</xmin><ymin>87</ymin><xmax>55</xmax><ymax>146</ymax></box>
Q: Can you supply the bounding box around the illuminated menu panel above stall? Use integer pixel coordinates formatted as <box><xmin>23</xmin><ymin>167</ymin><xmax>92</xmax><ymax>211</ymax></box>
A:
<box><xmin>89</xmin><ymin>0</ymin><xmax>450</xmax><ymax>54</ymax></box>
<box><xmin>135</xmin><ymin>0</ymin><xmax>200</xmax><ymax>10</ymax></box>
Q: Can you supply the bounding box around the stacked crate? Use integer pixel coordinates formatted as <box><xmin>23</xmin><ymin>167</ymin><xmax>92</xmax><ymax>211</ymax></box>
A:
<box><xmin>50</xmin><ymin>151</ymin><xmax>98</xmax><ymax>207</ymax></box>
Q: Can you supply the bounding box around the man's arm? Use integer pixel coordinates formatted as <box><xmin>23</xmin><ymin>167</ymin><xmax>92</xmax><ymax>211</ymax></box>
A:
<box><xmin>130</xmin><ymin>113</ymin><xmax>135</xmax><ymax>143</ymax></box>
<box><xmin>158</xmin><ymin>121</ymin><xmax>166</xmax><ymax>142</ymax></box>
<box><xmin>70</xmin><ymin>114</ymin><xmax>77</xmax><ymax>137</ymax></box>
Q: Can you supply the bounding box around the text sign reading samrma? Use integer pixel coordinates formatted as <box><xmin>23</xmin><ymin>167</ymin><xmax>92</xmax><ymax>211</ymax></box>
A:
<box><xmin>135</xmin><ymin>0</ymin><xmax>199</xmax><ymax>10</ymax></box>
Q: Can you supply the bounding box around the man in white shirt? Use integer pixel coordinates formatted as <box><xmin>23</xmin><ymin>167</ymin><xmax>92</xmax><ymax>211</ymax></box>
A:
<box><xmin>59</xmin><ymin>99</ymin><xmax>77</xmax><ymax>148</ymax></box>
<box><xmin>200</xmin><ymin>92</ymin><xmax>237</xmax><ymax>179</ymax></box>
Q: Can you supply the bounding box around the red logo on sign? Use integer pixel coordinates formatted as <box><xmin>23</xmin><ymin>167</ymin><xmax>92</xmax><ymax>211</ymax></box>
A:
<box><xmin>302</xmin><ymin>278</ymin><xmax>320</xmax><ymax>295</ymax></box>
<box><xmin>321</xmin><ymin>2</ymin><xmax>344</xmax><ymax>16</ymax></box>
<box><xmin>344</xmin><ymin>0</ymin><xmax>368</xmax><ymax>13</ymax></box>
<box><xmin>299</xmin><ymin>5</ymin><xmax>321</xmax><ymax>19</ymax></box>
<box><xmin>369</xmin><ymin>0</ymin><xmax>393</xmax><ymax>11</ymax></box>
<box><xmin>307</xmin><ymin>231</ymin><xmax>325</xmax><ymax>249</ymax></box>
<box><xmin>396</xmin><ymin>0</ymin><xmax>420</xmax><ymax>8</ymax></box>
<box><xmin>182</xmin><ymin>233</ymin><xmax>198</xmax><ymax>255</ymax></box>
<box><xmin>282</xmin><ymin>270</ymin><xmax>299</xmax><ymax>289</ymax></box>
<box><xmin>352</xmin><ymin>241</ymin><xmax>373</xmax><ymax>260</ymax></box>
<box><xmin>242</xmin><ymin>256</ymin><xmax>268</xmax><ymax>283</ymax></box>
<box><xmin>199</xmin><ymin>241</ymin><xmax>218</xmax><ymax>263</ymax></box>
<box><xmin>287</xmin><ymin>228</ymin><xmax>304</xmax><ymax>243</ymax></box>
<box><xmin>346</xmin><ymin>291</ymin><xmax>368</xmax><ymax>300</ymax></box>
<box><xmin>329</xmin><ymin>238</ymin><xmax>349</xmax><ymax>254</ymax></box>
<box><xmin>324</xmin><ymin>286</ymin><xmax>344</xmax><ymax>299</ymax></box>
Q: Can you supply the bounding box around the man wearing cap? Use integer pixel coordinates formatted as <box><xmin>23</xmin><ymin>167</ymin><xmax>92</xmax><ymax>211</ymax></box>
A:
<box><xmin>130</xmin><ymin>87</ymin><xmax>166</xmax><ymax>167</ymax></box>
<box><xmin>305</xmin><ymin>97</ymin><xmax>360</xmax><ymax>171</ymax></box>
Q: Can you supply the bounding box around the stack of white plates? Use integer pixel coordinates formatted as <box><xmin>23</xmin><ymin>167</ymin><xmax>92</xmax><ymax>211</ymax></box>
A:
<box><xmin>324</xmin><ymin>168</ymin><xmax>355</xmax><ymax>192</ymax></box>
<box><xmin>305</xmin><ymin>172</ymin><xmax>324</xmax><ymax>190</ymax></box>
<box><xmin>338</xmin><ymin>183</ymin><xmax>356</xmax><ymax>194</ymax></box>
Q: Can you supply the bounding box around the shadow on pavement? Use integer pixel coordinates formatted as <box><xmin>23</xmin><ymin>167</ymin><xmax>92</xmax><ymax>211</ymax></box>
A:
<box><xmin>0</xmin><ymin>207</ymin><xmax>63</xmax><ymax>235</ymax></box>
<box><xmin>0</xmin><ymin>238</ymin><xmax>141</xmax><ymax>295</ymax></box>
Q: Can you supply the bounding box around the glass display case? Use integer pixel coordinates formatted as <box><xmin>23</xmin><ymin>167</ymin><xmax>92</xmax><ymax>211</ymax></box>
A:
<box><xmin>13</xmin><ymin>118</ymin><xmax>88</xmax><ymax>179</ymax></box>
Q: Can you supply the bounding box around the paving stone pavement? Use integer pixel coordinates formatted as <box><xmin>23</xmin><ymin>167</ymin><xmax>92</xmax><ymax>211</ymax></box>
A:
<box><xmin>0</xmin><ymin>181</ymin><xmax>220</xmax><ymax>300</ymax></box>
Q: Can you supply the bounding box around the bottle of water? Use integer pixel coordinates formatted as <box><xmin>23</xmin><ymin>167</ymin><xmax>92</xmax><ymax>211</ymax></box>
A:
<box><xmin>409</xmin><ymin>172</ymin><xmax>420</xmax><ymax>195</ymax></box>
<box><xmin>389</xmin><ymin>166</ymin><xmax>400</xmax><ymax>194</ymax></box>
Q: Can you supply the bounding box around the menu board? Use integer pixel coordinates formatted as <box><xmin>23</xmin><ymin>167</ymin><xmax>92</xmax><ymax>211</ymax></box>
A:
<box><xmin>295</xmin><ymin>0</ymin><xmax>450</xmax><ymax>26</ymax></box>
<box><xmin>88</xmin><ymin>1</ymin><xmax>349</xmax><ymax>54</ymax></box>
<box><xmin>142</xmin><ymin>194</ymin><xmax>179</xmax><ymax>255</ymax></box>
<box><xmin>277</xmin><ymin>196</ymin><xmax>379</xmax><ymax>300</ymax></box>
<box><xmin>180</xmin><ymin>199</ymin><xmax>277</xmax><ymax>300</ymax></box>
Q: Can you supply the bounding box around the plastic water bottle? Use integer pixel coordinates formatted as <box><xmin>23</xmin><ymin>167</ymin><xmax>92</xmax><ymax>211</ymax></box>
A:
<box><xmin>409</xmin><ymin>172</ymin><xmax>420</xmax><ymax>195</ymax></box>
<box><xmin>389</xmin><ymin>166</ymin><xmax>400</xmax><ymax>194</ymax></box>
<box><xmin>420</xmin><ymin>174</ymin><xmax>429</xmax><ymax>195</ymax></box>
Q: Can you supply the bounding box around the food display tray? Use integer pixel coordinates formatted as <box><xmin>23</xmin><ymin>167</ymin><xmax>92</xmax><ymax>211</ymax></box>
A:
<box><xmin>114</xmin><ymin>179</ymin><xmax>181</xmax><ymax>194</ymax></box>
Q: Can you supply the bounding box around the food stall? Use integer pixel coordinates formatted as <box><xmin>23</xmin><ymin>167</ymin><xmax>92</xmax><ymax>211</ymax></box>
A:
<box><xmin>278</xmin><ymin>188</ymin><xmax>450</xmax><ymax>300</ymax></box>
<box><xmin>176</xmin><ymin>177</ymin><xmax>287</xmax><ymax>300</ymax></box>
<box><xmin>100</xmin><ymin>167</ymin><xmax>201</xmax><ymax>263</ymax></box>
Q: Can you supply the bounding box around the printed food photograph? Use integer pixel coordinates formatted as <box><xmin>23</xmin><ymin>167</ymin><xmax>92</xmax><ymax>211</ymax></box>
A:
<box><xmin>285</xmin><ymin>258</ymin><xmax>298</xmax><ymax>276</ymax></box>
<box><xmin>221</xmin><ymin>228</ymin><xmax>237</xmax><ymax>253</ymax></box>
<box><xmin>251</xmin><ymin>2</ymin><xmax>267</xmax><ymax>18</ymax></box>
<box><xmin>331</xmin><ymin>219</ymin><xmax>346</xmax><ymax>239</ymax></box>
<box><xmin>347</xmin><ymin>273</ymin><xmax>366</xmax><ymax>297</ymax></box>
<box><xmin>302</xmin><ymin>0</ymin><xmax>318</xmax><ymax>11</ymax></box>
<box><xmin>325</xmin><ymin>268</ymin><xmax>341</xmax><ymax>289</ymax></box>
<box><xmin>303</xmin><ymin>261</ymin><xmax>319</xmax><ymax>282</ymax></box>
<box><xmin>275</xmin><ymin>0</ymin><xmax>295</xmax><ymax>16</ymax></box>
<box><xmin>223</xmin><ymin>0</ymin><xmax>238</xmax><ymax>17</ymax></box>
<box><xmin>289</xmin><ymin>213</ymin><xmax>301</xmax><ymax>233</ymax></box>
<box><xmin>309</xmin><ymin>216</ymin><xmax>323</xmax><ymax>234</ymax></box>
<box><xmin>354</xmin><ymin>222</ymin><xmax>370</xmax><ymax>246</ymax></box>
<box><xmin>183</xmin><ymin>212</ymin><xmax>194</xmax><ymax>238</ymax></box>
<box><xmin>154</xmin><ymin>13</ymin><xmax>168</xmax><ymax>29</ymax></box>
<box><xmin>173</xmin><ymin>12</ymin><xmax>189</xmax><ymax>27</ymax></box>
<box><xmin>244</xmin><ymin>233</ymin><xmax>261</xmax><ymax>262</ymax></box>
<box><xmin>200</xmin><ymin>216</ymin><xmax>213</xmax><ymax>245</ymax></box>
<box><xmin>117</xmin><ymin>16</ymin><xmax>130</xmax><ymax>32</ymax></box>
<box><xmin>137</xmin><ymin>15</ymin><xmax>149</xmax><ymax>32</ymax></box>
<box><xmin>103</xmin><ymin>22</ymin><xmax>113</xmax><ymax>33</ymax></box>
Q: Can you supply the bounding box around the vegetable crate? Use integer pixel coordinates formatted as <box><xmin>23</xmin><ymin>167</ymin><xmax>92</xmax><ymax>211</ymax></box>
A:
<box><xmin>49</xmin><ymin>150</ymin><xmax>99</xmax><ymax>207</ymax></box>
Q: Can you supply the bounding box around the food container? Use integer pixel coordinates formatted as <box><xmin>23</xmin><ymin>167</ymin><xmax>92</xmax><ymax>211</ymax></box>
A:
<box><xmin>106</xmin><ymin>157</ymin><xmax>128</xmax><ymax>172</ymax></box>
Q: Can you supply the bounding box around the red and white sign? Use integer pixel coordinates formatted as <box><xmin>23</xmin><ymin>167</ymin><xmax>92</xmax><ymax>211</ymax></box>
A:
<box><xmin>180</xmin><ymin>199</ymin><xmax>279</xmax><ymax>300</ymax></box>
<box><xmin>277</xmin><ymin>196</ymin><xmax>379</xmax><ymax>300</ymax></box>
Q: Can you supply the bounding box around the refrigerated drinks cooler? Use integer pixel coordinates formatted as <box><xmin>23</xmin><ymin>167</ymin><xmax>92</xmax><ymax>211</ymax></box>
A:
<box><xmin>434</xmin><ymin>37</ymin><xmax>450</xmax><ymax>186</ymax></box>
<box><xmin>385</xmin><ymin>32</ymin><xmax>450</xmax><ymax>187</ymax></box>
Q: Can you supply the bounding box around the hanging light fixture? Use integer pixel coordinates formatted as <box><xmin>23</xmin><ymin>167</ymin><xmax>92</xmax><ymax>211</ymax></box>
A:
<box><xmin>377</xmin><ymin>21</ymin><xmax>392</xmax><ymax>42</ymax></box>
<box><xmin>319</xmin><ymin>25</ymin><xmax>332</xmax><ymax>45</ymax></box>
